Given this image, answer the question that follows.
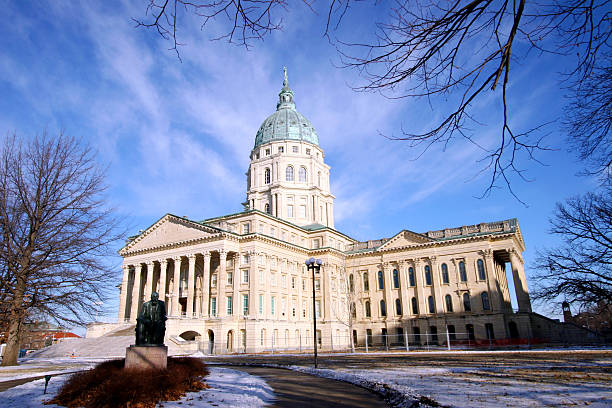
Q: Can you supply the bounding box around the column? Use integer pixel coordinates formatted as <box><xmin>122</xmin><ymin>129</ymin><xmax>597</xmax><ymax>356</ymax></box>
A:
<box><xmin>482</xmin><ymin>249</ymin><xmax>502</xmax><ymax>311</ymax></box>
<box><xmin>413</xmin><ymin>259</ymin><xmax>426</xmax><ymax>315</ymax></box>
<box><xmin>118</xmin><ymin>265</ymin><xmax>130</xmax><ymax>321</ymax></box>
<box><xmin>249</xmin><ymin>251</ymin><xmax>258</xmax><ymax>317</ymax></box>
<box><xmin>430</xmin><ymin>256</ymin><xmax>443</xmax><ymax>314</ymax></box>
<box><xmin>509</xmin><ymin>249</ymin><xmax>532</xmax><ymax>312</ymax></box>
<box><xmin>398</xmin><ymin>261</ymin><xmax>410</xmax><ymax>318</ymax></box>
<box><xmin>201</xmin><ymin>251</ymin><xmax>211</xmax><ymax>317</ymax></box>
<box><xmin>172</xmin><ymin>256</ymin><xmax>181</xmax><ymax>317</ymax></box>
<box><xmin>322</xmin><ymin>262</ymin><xmax>332</xmax><ymax>321</ymax></box>
<box><xmin>130</xmin><ymin>264</ymin><xmax>143</xmax><ymax>322</ymax></box>
<box><xmin>233</xmin><ymin>253</ymin><xmax>240</xmax><ymax>315</ymax></box>
<box><xmin>382</xmin><ymin>262</ymin><xmax>393</xmax><ymax>319</ymax></box>
<box><xmin>159</xmin><ymin>259</ymin><xmax>168</xmax><ymax>306</ymax></box>
<box><xmin>187</xmin><ymin>254</ymin><xmax>196</xmax><ymax>317</ymax></box>
<box><xmin>218</xmin><ymin>250</ymin><xmax>227</xmax><ymax>317</ymax></box>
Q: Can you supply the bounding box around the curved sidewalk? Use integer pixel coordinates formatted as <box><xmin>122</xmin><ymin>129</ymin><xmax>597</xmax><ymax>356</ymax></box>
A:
<box><xmin>225</xmin><ymin>365</ymin><xmax>388</xmax><ymax>407</ymax></box>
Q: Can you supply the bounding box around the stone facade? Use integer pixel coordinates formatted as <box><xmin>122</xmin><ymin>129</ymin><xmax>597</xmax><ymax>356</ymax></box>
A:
<box><xmin>100</xmin><ymin>71</ymin><xmax>537</xmax><ymax>353</ymax></box>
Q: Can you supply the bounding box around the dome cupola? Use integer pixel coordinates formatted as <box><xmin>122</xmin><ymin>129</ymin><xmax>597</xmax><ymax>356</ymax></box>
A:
<box><xmin>254</xmin><ymin>68</ymin><xmax>319</xmax><ymax>148</ymax></box>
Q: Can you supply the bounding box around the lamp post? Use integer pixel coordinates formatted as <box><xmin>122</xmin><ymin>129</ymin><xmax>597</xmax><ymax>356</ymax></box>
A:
<box><xmin>305</xmin><ymin>257</ymin><xmax>322</xmax><ymax>368</ymax></box>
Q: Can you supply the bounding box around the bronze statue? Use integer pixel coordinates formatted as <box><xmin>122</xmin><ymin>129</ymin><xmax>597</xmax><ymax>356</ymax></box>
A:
<box><xmin>135</xmin><ymin>292</ymin><xmax>167</xmax><ymax>346</ymax></box>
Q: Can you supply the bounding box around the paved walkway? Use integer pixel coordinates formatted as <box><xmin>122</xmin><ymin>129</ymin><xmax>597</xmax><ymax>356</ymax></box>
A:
<box><xmin>226</xmin><ymin>365</ymin><xmax>387</xmax><ymax>407</ymax></box>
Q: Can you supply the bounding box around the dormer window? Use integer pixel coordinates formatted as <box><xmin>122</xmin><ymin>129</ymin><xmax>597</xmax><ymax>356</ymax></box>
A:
<box><xmin>278</xmin><ymin>146</ymin><xmax>284</xmax><ymax>153</ymax></box>
<box><xmin>292</xmin><ymin>146</ymin><xmax>298</xmax><ymax>153</ymax></box>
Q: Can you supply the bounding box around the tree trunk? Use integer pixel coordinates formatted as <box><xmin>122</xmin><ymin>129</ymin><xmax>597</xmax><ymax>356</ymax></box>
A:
<box><xmin>2</xmin><ymin>277</ymin><xmax>26</xmax><ymax>366</ymax></box>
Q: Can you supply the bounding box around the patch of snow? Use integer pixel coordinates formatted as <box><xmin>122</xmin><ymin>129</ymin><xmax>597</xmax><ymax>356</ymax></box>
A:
<box><xmin>0</xmin><ymin>367</ymin><xmax>274</xmax><ymax>408</ymax></box>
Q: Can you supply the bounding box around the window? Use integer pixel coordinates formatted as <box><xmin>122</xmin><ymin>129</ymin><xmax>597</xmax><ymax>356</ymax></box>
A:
<box><xmin>466</xmin><ymin>324</ymin><xmax>475</xmax><ymax>341</ymax></box>
<box><xmin>302</xmin><ymin>300</ymin><xmax>307</xmax><ymax>317</ymax></box>
<box><xmin>445</xmin><ymin>294</ymin><xmax>453</xmax><ymax>312</ymax></box>
<box><xmin>243</xmin><ymin>269</ymin><xmax>249</xmax><ymax>283</ymax></box>
<box><xmin>211</xmin><ymin>297</ymin><xmax>217</xmax><ymax>316</ymax></box>
<box><xmin>441</xmin><ymin>263</ymin><xmax>449</xmax><ymax>284</ymax></box>
<box><xmin>463</xmin><ymin>293</ymin><xmax>471</xmax><ymax>311</ymax></box>
<box><xmin>265</xmin><ymin>148</ymin><xmax>270</xmax><ymax>155</ymax></box>
<box><xmin>363</xmin><ymin>272</ymin><xmax>369</xmax><ymax>290</ymax></box>
<box><xmin>411</xmin><ymin>297</ymin><xmax>418</xmax><ymax>314</ymax></box>
<box><xmin>315</xmin><ymin>279</ymin><xmax>320</xmax><ymax>291</ymax></box>
<box><xmin>425</xmin><ymin>265</ymin><xmax>432</xmax><ymax>285</ymax></box>
<box><xmin>393</xmin><ymin>269</ymin><xmax>400</xmax><ymax>289</ymax></box>
<box><xmin>271</xmin><ymin>273</ymin><xmax>276</xmax><ymax>286</ymax></box>
<box><xmin>287</xmin><ymin>204</ymin><xmax>294</xmax><ymax>218</ymax></box>
<box><xmin>299</xmin><ymin>167</ymin><xmax>307</xmax><ymax>182</ymax></box>
<box><xmin>286</xmin><ymin>166</ymin><xmax>294</xmax><ymax>181</ymax></box>
<box><xmin>408</xmin><ymin>267</ymin><xmax>415</xmax><ymax>286</ymax></box>
<box><xmin>242</xmin><ymin>223</ymin><xmax>250</xmax><ymax>234</ymax></box>
<box><xmin>227</xmin><ymin>272</ymin><xmax>233</xmax><ymax>285</ymax></box>
<box><xmin>227</xmin><ymin>296</ymin><xmax>233</xmax><ymax>315</ymax></box>
<box><xmin>271</xmin><ymin>296</ymin><xmax>275</xmax><ymax>315</ymax></box>
<box><xmin>429</xmin><ymin>326</ymin><xmax>438</xmax><ymax>344</ymax></box>
<box><xmin>243</xmin><ymin>254</ymin><xmax>250</xmax><ymax>264</ymax></box>
<box><xmin>282</xmin><ymin>274</ymin><xmax>287</xmax><ymax>288</ymax></box>
<box><xmin>412</xmin><ymin>327</ymin><xmax>420</xmax><ymax>343</ymax></box>
<box><xmin>265</xmin><ymin>203</ymin><xmax>271</xmax><ymax>214</ymax></box>
<box><xmin>350</xmin><ymin>303</ymin><xmax>356</xmax><ymax>318</ymax></box>
<box><xmin>306</xmin><ymin>148</ymin><xmax>311</xmax><ymax>155</ymax></box>
<box><xmin>380</xmin><ymin>300</ymin><xmax>387</xmax><ymax>317</ymax></box>
<box><xmin>428</xmin><ymin>296</ymin><xmax>435</xmax><ymax>313</ymax></box>
<box><xmin>378</xmin><ymin>270</ymin><xmax>384</xmax><ymax>289</ymax></box>
<box><xmin>317</xmin><ymin>171</ymin><xmax>321</xmax><ymax>187</ymax></box>
<box><xmin>243</xmin><ymin>294</ymin><xmax>249</xmax><ymax>315</ymax></box>
<box><xmin>313</xmin><ymin>239</ymin><xmax>320</xmax><ymax>249</ymax></box>
<box><xmin>459</xmin><ymin>261</ymin><xmax>467</xmax><ymax>282</ymax></box>
<box><xmin>291</xmin><ymin>276</ymin><xmax>296</xmax><ymax>289</ymax></box>
<box><xmin>366</xmin><ymin>329</ymin><xmax>373</xmax><ymax>345</ymax></box>
<box><xmin>395</xmin><ymin>298</ymin><xmax>402</xmax><ymax>315</ymax></box>
<box><xmin>349</xmin><ymin>274</ymin><xmax>354</xmax><ymax>293</ymax></box>
<box><xmin>258</xmin><ymin>295</ymin><xmax>263</xmax><ymax>314</ymax></box>
<box><xmin>365</xmin><ymin>301</ymin><xmax>371</xmax><ymax>317</ymax></box>
<box><xmin>315</xmin><ymin>300</ymin><xmax>321</xmax><ymax>318</ymax></box>
<box><xmin>292</xmin><ymin>300</ymin><xmax>296</xmax><ymax>317</ymax></box>
<box><xmin>264</xmin><ymin>168</ymin><xmax>271</xmax><ymax>184</ymax></box>
<box><xmin>278</xmin><ymin>146</ymin><xmax>284</xmax><ymax>153</ymax></box>
<box><xmin>211</xmin><ymin>274</ymin><xmax>217</xmax><ymax>287</ymax></box>
<box><xmin>292</xmin><ymin>146</ymin><xmax>298</xmax><ymax>153</ymax></box>
<box><xmin>485</xmin><ymin>323</ymin><xmax>495</xmax><ymax>340</ymax></box>
<box><xmin>299</xmin><ymin>205</ymin><xmax>306</xmax><ymax>218</ymax></box>
<box><xmin>481</xmin><ymin>292</ymin><xmax>491</xmax><ymax>310</ymax></box>
<box><xmin>261</xmin><ymin>329</ymin><xmax>266</xmax><ymax>346</ymax></box>
<box><xmin>447</xmin><ymin>325</ymin><xmax>456</xmax><ymax>340</ymax></box>
<box><xmin>477</xmin><ymin>259</ymin><xmax>486</xmax><ymax>280</ymax></box>
<box><xmin>302</xmin><ymin>279</ymin><xmax>306</xmax><ymax>290</ymax></box>
<box><xmin>256</xmin><ymin>153</ymin><xmax>260</xmax><ymax>159</ymax></box>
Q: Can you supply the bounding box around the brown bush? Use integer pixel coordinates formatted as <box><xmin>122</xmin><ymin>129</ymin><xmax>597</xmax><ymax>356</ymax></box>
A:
<box><xmin>46</xmin><ymin>357</ymin><xmax>209</xmax><ymax>408</ymax></box>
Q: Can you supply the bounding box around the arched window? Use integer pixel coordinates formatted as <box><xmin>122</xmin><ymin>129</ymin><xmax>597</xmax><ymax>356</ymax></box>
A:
<box><xmin>395</xmin><ymin>298</ymin><xmax>402</xmax><ymax>315</ymax></box>
<box><xmin>428</xmin><ymin>296</ymin><xmax>435</xmax><ymax>313</ymax></box>
<box><xmin>350</xmin><ymin>302</ymin><xmax>356</xmax><ymax>318</ymax></box>
<box><xmin>264</xmin><ymin>168</ymin><xmax>271</xmax><ymax>184</ymax></box>
<box><xmin>425</xmin><ymin>265</ymin><xmax>432</xmax><ymax>285</ymax></box>
<box><xmin>299</xmin><ymin>166</ymin><xmax>307</xmax><ymax>182</ymax></box>
<box><xmin>349</xmin><ymin>274</ymin><xmax>354</xmax><ymax>293</ymax></box>
<box><xmin>481</xmin><ymin>292</ymin><xmax>490</xmax><ymax>310</ymax></box>
<box><xmin>408</xmin><ymin>267</ymin><xmax>415</xmax><ymax>286</ymax></box>
<box><xmin>441</xmin><ymin>263</ymin><xmax>449</xmax><ymax>284</ymax></box>
<box><xmin>477</xmin><ymin>259</ymin><xmax>486</xmax><ymax>280</ymax></box>
<box><xmin>411</xmin><ymin>297</ymin><xmax>418</xmax><ymax>314</ymax></box>
<box><xmin>365</xmin><ymin>300</ymin><xmax>371</xmax><ymax>317</ymax></box>
<box><xmin>286</xmin><ymin>165</ymin><xmax>294</xmax><ymax>181</ymax></box>
<box><xmin>363</xmin><ymin>272</ymin><xmax>369</xmax><ymax>291</ymax></box>
<box><xmin>393</xmin><ymin>269</ymin><xmax>400</xmax><ymax>289</ymax></box>
<box><xmin>227</xmin><ymin>330</ymin><xmax>233</xmax><ymax>350</ymax></box>
<box><xmin>378</xmin><ymin>270</ymin><xmax>384</xmax><ymax>289</ymax></box>
<box><xmin>260</xmin><ymin>328</ymin><xmax>266</xmax><ymax>346</ymax></box>
<box><xmin>463</xmin><ymin>293</ymin><xmax>471</xmax><ymax>311</ymax></box>
<box><xmin>380</xmin><ymin>300</ymin><xmax>387</xmax><ymax>316</ymax></box>
<box><xmin>459</xmin><ymin>261</ymin><xmax>467</xmax><ymax>282</ymax></box>
<box><xmin>445</xmin><ymin>294</ymin><xmax>453</xmax><ymax>312</ymax></box>
<box><xmin>264</xmin><ymin>203</ymin><xmax>270</xmax><ymax>214</ymax></box>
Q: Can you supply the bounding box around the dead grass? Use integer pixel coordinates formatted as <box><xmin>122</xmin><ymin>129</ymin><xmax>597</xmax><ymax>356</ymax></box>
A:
<box><xmin>46</xmin><ymin>357</ymin><xmax>209</xmax><ymax>408</ymax></box>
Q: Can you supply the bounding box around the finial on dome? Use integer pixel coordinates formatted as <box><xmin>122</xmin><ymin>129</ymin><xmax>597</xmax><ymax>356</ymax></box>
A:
<box><xmin>283</xmin><ymin>66</ymin><xmax>289</xmax><ymax>88</ymax></box>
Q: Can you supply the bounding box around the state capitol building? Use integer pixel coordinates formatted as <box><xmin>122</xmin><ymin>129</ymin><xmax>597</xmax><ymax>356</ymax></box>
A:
<box><xmin>93</xmin><ymin>70</ymin><xmax>541</xmax><ymax>353</ymax></box>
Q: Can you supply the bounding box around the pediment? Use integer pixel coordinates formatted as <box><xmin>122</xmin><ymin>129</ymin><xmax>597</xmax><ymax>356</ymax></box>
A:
<box><xmin>379</xmin><ymin>230</ymin><xmax>433</xmax><ymax>250</ymax></box>
<box><xmin>122</xmin><ymin>215</ymin><xmax>219</xmax><ymax>253</ymax></box>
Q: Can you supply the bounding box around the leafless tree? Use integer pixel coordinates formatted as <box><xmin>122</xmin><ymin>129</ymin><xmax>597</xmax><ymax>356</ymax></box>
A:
<box><xmin>533</xmin><ymin>188</ymin><xmax>612</xmax><ymax>311</ymax></box>
<box><xmin>136</xmin><ymin>0</ymin><xmax>611</xmax><ymax>198</ymax></box>
<box><xmin>331</xmin><ymin>267</ymin><xmax>359</xmax><ymax>352</ymax></box>
<box><xmin>0</xmin><ymin>133</ymin><xmax>124</xmax><ymax>366</ymax></box>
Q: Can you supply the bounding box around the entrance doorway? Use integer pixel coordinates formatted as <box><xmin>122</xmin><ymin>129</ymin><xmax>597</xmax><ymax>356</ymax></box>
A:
<box><xmin>207</xmin><ymin>330</ymin><xmax>215</xmax><ymax>354</ymax></box>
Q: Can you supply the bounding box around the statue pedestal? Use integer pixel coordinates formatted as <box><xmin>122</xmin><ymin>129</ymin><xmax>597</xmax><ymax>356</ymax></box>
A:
<box><xmin>125</xmin><ymin>345</ymin><xmax>168</xmax><ymax>370</ymax></box>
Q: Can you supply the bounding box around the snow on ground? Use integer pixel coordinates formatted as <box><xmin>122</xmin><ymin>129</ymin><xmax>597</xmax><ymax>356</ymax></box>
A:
<box><xmin>0</xmin><ymin>367</ymin><xmax>274</xmax><ymax>408</ymax></box>
<box><xmin>287</xmin><ymin>364</ymin><xmax>612</xmax><ymax>407</ymax></box>
<box><xmin>0</xmin><ymin>357</ymin><xmax>104</xmax><ymax>382</ymax></box>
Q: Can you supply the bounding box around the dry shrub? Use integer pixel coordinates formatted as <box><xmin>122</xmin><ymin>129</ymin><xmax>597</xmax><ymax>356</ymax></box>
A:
<box><xmin>46</xmin><ymin>357</ymin><xmax>209</xmax><ymax>408</ymax></box>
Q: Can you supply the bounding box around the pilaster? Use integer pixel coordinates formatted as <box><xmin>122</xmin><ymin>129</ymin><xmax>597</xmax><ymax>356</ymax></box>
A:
<box><xmin>130</xmin><ymin>263</ymin><xmax>143</xmax><ymax>322</ymax></box>
<box><xmin>118</xmin><ymin>265</ymin><xmax>130</xmax><ymax>321</ymax></box>
<box><xmin>187</xmin><ymin>254</ymin><xmax>196</xmax><ymax>317</ymax></box>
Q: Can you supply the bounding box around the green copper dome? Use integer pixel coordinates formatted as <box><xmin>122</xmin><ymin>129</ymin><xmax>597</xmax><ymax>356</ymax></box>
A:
<box><xmin>254</xmin><ymin>68</ymin><xmax>319</xmax><ymax>149</ymax></box>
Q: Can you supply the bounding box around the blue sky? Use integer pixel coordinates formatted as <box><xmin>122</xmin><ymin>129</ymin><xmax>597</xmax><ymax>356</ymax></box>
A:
<box><xmin>0</xmin><ymin>1</ymin><xmax>597</xmax><ymax>326</ymax></box>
